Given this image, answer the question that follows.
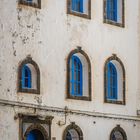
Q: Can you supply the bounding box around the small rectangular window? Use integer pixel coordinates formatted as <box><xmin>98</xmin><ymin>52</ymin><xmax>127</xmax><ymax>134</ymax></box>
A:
<box><xmin>103</xmin><ymin>0</ymin><xmax>124</xmax><ymax>27</ymax></box>
<box><xmin>67</xmin><ymin>0</ymin><xmax>91</xmax><ymax>19</ymax></box>
<box><xmin>19</xmin><ymin>0</ymin><xmax>41</xmax><ymax>9</ymax></box>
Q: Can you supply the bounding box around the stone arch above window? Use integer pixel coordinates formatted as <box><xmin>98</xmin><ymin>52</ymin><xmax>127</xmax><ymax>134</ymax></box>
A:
<box><xmin>63</xmin><ymin>122</ymin><xmax>83</xmax><ymax>140</ymax></box>
<box><xmin>67</xmin><ymin>47</ymin><xmax>91</xmax><ymax>101</ymax></box>
<box><xmin>18</xmin><ymin>114</ymin><xmax>53</xmax><ymax>140</ymax></box>
<box><xmin>104</xmin><ymin>54</ymin><xmax>125</xmax><ymax>105</ymax></box>
<box><xmin>110</xmin><ymin>125</ymin><xmax>127</xmax><ymax>140</ymax></box>
<box><xmin>18</xmin><ymin>56</ymin><xmax>40</xmax><ymax>94</ymax></box>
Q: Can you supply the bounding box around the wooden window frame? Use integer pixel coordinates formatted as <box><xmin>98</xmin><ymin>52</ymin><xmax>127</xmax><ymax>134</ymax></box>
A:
<box><xmin>106</xmin><ymin>0</ymin><xmax>117</xmax><ymax>22</ymax></box>
<box><xmin>103</xmin><ymin>0</ymin><xmax>125</xmax><ymax>27</ymax></box>
<box><xmin>18</xmin><ymin>0</ymin><xmax>41</xmax><ymax>9</ymax></box>
<box><xmin>71</xmin><ymin>0</ymin><xmax>83</xmax><ymax>13</ymax></box>
<box><xmin>67</xmin><ymin>0</ymin><xmax>91</xmax><ymax>19</ymax></box>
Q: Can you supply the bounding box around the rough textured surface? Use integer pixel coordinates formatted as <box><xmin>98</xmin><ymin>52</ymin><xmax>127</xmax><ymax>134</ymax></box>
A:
<box><xmin>0</xmin><ymin>0</ymin><xmax>140</xmax><ymax>139</ymax></box>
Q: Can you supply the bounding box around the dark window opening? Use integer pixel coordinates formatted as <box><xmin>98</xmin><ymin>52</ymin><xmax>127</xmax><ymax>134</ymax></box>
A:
<box><xmin>27</xmin><ymin>129</ymin><xmax>44</xmax><ymax>140</ymax></box>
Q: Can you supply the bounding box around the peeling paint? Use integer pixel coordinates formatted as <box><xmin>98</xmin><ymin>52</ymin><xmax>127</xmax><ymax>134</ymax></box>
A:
<box><xmin>0</xmin><ymin>0</ymin><xmax>140</xmax><ymax>140</ymax></box>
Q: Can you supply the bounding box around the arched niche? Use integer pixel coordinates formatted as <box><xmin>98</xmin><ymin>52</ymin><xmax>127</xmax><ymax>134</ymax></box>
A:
<box><xmin>18</xmin><ymin>56</ymin><xmax>40</xmax><ymax>94</ymax></box>
<box><xmin>104</xmin><ymin>54</ymin><xmax>125</xmax><ymax>105</ymax></box>
<box><xmin>66</xmin><ymin>47</ymin><xmax>91</xmax><ymax>101</ymax></box>
<box><xmin>110</xmin><ymin>125</ymin><xmax>127</xmax><ymax>140</ymax></box>
<box><xmin>63</xmin><ymin>123</ymin><xmax>83</xmax><ymax>140</ymax></box>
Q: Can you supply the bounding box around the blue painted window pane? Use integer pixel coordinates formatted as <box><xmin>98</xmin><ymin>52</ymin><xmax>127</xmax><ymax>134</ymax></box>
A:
<box><xmin>107</xmin><ymin>62</ymin><xmax>117</xmax><ymax>99</ymax></box>
<box><xmin>27</xmin><ymin>131</ymin><xmax>36</xmax><ymax>140</ymax></box>
<box><xmin>22</xmin><ymin>65</ymin><xmax>31</xmax><ymax>88</ymax></box>
<box><xmin>72</xmin><ymin>0</ymin><xmax>83</xmax><ymax>13</ymax></box>
<box><xmin>107</xmin><ymin>0</ymin><xmax>117</xmax><ymax>21</ymax></box>
<box><xmin>70</xmin><ymin>55</ymin><xmax>83</xmax><ymax>96</ymax></box>
<box><xmin>27</xmin><ymin>130</ymin><xmax>44</xmax><ymax>140</ymax></box>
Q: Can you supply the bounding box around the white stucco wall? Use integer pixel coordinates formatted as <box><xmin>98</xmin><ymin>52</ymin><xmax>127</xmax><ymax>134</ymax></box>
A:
<box><xmin>0</xmin><ymin>105</ymin><xmax>140</xmax><ymax>140</ymax></box>
<box><xmin>0</xmin><ymin>0</ymin><xmax>140</xmax><ymax>139</ymax></box>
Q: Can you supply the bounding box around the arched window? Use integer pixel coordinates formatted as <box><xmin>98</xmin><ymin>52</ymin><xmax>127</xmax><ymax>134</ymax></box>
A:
<box><xmin>22</xmin><ymin>65</ymin><xmax>32</xmax><ymax>89</ymax></box>
<box><xmin>24</xmin><ymin>124</ymin><xmax>49</xmax><ymax>140</ymax></box>
<box><xmin>63</xmin><ymin>123</ymin><xmax>83</xmax><ymax>140</ymax></box>
<box><xmin>70</xmin><ymin>55</ymin><xmax>83</xmax><ymax>96</ymax></box>
<box><xmin>110</xmin><ymin>125</ymin><xmax>127</xmax><ymax>140</ymax></box>
<box><xmin>18</xmin><ymin>56</ymin><xmax>40</xmax><ymax>94</ymax></box>
<box><xmin>19</xmin><ymin>115</ymin><xmax>53</xmax><ymax>140</ymax></box>
<box><xmin>104</xmin><ymin>54</ymin><xmax>125</xmax><ymax>104</ymax></box>
<box><xmin>67</xmin><ymin>48</ymin><xmax>91</xmax><ymax>101</ymax></box>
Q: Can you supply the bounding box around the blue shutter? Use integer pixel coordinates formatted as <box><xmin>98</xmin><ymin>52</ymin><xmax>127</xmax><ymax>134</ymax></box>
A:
<box><xmin>114</xmin><ymin>0</ymin><xmax>117</xmax><ymax>21</ymax></box>
<box><xmin>22</xmin><ymin>65</ymin><xmax>31</xmax><ymax>89</ymax></box>
<box><xmin>72</xmin><ymin>0</ymin><xmax>79</xmax><ymax>11</ymax></box>
<box><xmin>28</xmin><ymin>68</ymin><xmax>31</xmax><ymax>88</ymax></box>
<box><xmin>72</xmin><ymin>0</ymin><xmax>83</xmax><ymax>13</ymax></box>
<box><xmin>107</xmin><ymin>0</ymin><xmax>111</xmax><ymax>19</ymax></box>
<box><xmin>107</xmin><ymin>63</ymin><xmax>111</xmax><ymax>99</ymax></box>
<box><xmin>79</xmin><ymin>60</ymin><xmax>83</xmax><ymax>96</ymax></box>
<box><xmin>107</xmin><ymin>0</ymin><xmax>117</xmax><ymax>21</ymax></box>
<box><xmin>107</xmin><ymin>62</ymin><xmax>117</xmax><ymax>100</ymax></box>
<box><xmin>72</xmin><ymin>0</ymin><xmax>76</xmax><ymax>11</ymax></box>
<box><xmin>71</xmin><ymin>56</ymin><xmax>75</xmax><ymax>95</ymax></box>
<box><xmin>113</xmin><ymin>63</ymin><xmax>117</xmax><ymax>99</ymax></box>
<box><xmin>80</xmin><ymin>0</ymin><xmax>83</xmax><ymax>13</ymax></box>
<box><xmin>22</xmin><ymin>66</ymin><xmax>25</xmax><ymax>88</ymax></box>
<box><xmin>70</xmin><ymin>55</ymin><xmax>83</xmax><ymax>96</ymax></box>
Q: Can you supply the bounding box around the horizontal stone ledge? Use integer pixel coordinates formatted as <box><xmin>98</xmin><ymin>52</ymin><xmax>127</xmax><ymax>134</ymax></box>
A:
<box><xmin>0</xmin><ymin>98</ymin><xmax>140</xmax><ymax>122</ymax></box>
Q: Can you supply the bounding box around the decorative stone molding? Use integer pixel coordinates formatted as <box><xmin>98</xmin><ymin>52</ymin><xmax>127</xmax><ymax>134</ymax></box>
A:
<box><xmin>63</xmin><ymin>122</ymin><xmax>83</xmax><ymax>140</ymax></box>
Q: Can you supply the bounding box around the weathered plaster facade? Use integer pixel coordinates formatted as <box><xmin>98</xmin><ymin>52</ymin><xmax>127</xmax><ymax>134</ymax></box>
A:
<box><xmin>0</xmin><ymin>0</ymin><xmax>140</xmax><ymax>139</ymax></box>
